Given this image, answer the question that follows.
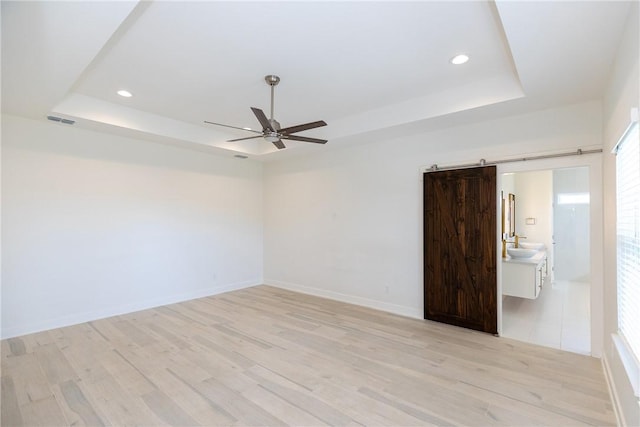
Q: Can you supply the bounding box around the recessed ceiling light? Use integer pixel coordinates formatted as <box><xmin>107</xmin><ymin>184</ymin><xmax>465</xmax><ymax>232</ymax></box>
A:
<box><xmin>117</xmin><ymin>89</ymin><xmax>133</xmax><ymax>97</ymax></box>
<box><xmin>450</xmin><ymin>54</ymin><xmax>469</xmax><ymax>65</ymax></box>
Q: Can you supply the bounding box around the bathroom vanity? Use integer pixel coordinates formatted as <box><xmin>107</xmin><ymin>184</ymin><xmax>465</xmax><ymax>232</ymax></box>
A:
<box><xmin>502</xmin><ymin>251</ymin><xmax>548</xmax><ymax>299</ymax></box>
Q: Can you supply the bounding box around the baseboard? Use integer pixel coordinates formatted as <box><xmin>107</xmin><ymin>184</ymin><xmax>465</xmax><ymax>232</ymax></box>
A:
<box><xmin>1</xmin><ymin>279</ymin><xmax>260</xmax><ymax>339</ymax></box>
<box><xmin>602</xmin><ymin>352</ymin><xmax>625</xmax><ymax>427</ymax></box>
<box><xmin>265</xmin><ymin>279</ymin><xmax>423</xmax><ymax>319</ymax></box>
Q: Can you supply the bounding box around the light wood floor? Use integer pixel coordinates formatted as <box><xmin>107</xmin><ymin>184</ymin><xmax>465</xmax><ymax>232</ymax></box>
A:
<box><xmin>1</xmin><ymin>285</ymin><xmax>615</xmax><ymax>426</ymax></box>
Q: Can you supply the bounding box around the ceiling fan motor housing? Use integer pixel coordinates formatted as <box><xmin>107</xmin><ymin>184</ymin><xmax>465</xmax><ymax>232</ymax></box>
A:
<box><xmin>268</xmin><ymin>118</ymin><xmax>281</xmax><ymax>131</ymax></box>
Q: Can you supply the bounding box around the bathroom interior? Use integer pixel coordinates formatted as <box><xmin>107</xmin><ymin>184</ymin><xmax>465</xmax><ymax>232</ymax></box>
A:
<box><xmin>500</xmin><ymin>166</ymin><xmax>591</xmax><ymax>355</ymax></box>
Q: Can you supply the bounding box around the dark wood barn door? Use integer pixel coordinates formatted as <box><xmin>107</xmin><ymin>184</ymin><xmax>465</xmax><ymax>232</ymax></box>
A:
<box><xmin>423</xmin><ymin>166</ymin><xmax>497</xmax><ymax>334</ymax></box>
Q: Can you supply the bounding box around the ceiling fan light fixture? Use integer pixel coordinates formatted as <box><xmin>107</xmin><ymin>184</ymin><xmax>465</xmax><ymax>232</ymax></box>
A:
<box><xmin>450</xmin><ymin>54</ymin><xmax>469</xmax><ymax>65</ymax></box>
<box><xmin>264</xmin><ymin>133</ymin><xmax>280</xmax><ymax>143</ymax></box>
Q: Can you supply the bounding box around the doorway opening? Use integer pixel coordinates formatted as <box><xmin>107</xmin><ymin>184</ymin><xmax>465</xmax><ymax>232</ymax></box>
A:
<box><xmin>500</xmin><ymin>167</ymin><xmax>591</xmax><ymax>354</ymax></box>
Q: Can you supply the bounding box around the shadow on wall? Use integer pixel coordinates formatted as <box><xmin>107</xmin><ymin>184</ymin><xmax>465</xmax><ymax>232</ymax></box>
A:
<box><xmin>2</xmin><ymin>114</ymin><xmax>261</xmax><ymax>178</ymax></box>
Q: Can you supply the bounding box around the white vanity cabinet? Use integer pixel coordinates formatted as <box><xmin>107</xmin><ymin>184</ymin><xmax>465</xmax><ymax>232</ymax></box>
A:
<box><xmin>502</xmin><ymin>251</ymin><xmax>548</xmax><ymax>299</ymax></box>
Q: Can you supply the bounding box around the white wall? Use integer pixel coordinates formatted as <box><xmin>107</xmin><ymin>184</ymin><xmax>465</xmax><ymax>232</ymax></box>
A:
<box><xmin>1</xmin><ymin>114</ymin><xmax>264</xmax><ymax>338</ymax></box>
<box><xmin>513</xmin><ymin>170</ymin><xmax>553</xmax><ymax>260</ymax></box>
<box><xmin>500</xmin><ymin>170</ymin><xmax>554</xmax><ymax>278</ymax></box>
<box><xmin>264</xmin><ymin>100</ymin><xmax>603</xmax><ymax>319</ymax></box>
<box><xmin>602</xmin><ymin>1</ymin><xmax>640</xmax><ymax>425</ymax></box>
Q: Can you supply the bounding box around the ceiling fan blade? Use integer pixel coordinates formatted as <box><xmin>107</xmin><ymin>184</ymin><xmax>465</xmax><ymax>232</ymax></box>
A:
<box><xmin>272</xmin><ymin>139</ymin><xmax>286</xmax><ymax>150</ymax></box>
<box><xmin>204</xmin><ymin>121</ymin><xmax>262</xmax><ymax>134</ymax></box>
<box><xmin>227</xmin><ymin>135</ymin><xmax>264</xmax><ymax>142</ymax></box>
<box><xmin>282</xmin><ymin>135</ymin><xmax>328</xmax><ymax>144</ymax></box>
<box><xmin>280</xmin><ymin>120</ymin><xmax>327</xmax><ymax>135</ymax></box>
<box><xmin>250</xmin><ymin>107</ymin><xmax>274</xmax><ymax>132</ymax></box>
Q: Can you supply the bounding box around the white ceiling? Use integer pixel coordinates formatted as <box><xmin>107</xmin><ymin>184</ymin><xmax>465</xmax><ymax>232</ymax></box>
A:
<box><xmin>1</xmin><ymin>1</ymin><xmax>632</xmax><ymax>161</ymax></box>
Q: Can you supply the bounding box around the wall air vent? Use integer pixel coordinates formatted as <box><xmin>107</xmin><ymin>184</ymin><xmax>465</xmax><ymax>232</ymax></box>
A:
<box><xmin>47</xmin><ymin>115</ymin><xmax>75</xmax><ymax>125</ymax></box>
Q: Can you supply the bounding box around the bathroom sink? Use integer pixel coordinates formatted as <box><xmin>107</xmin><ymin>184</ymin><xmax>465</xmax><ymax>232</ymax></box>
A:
<box><xmin>519</xmin><ymin>241</ymin><xmax>545</xmax><ymax>250</ymax></box>
<box><xmin>507</xmin><ymin>247</ymin><xmax>538</xmax><ymax>258</ymax></box>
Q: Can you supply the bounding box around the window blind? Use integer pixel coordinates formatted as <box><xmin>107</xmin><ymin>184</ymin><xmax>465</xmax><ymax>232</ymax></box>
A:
<box><xmin>616</xmin><ymin>121</ymin><xmax>640</xmax><ymax>361</ymax></box>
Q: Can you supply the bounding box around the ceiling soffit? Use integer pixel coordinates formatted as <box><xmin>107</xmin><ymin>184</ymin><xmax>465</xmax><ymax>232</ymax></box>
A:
<box><xmin>2</xmin><ymin>1</ymin><xmax>632</xmax><ymax>159</ymax></box>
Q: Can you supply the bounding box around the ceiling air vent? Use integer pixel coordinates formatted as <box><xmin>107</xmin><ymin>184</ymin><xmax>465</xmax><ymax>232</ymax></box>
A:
<box><xmin>47</xmin><ymin>115</ymin><xmax>75</xmax><ymax>125</ymax></box>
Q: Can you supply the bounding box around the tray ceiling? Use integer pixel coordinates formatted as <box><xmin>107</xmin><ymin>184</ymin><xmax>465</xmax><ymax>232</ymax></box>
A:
<box><xmin>1</xmin><ymin>1</ymin><xmax>632</xmax><ymax>160</ymax></box>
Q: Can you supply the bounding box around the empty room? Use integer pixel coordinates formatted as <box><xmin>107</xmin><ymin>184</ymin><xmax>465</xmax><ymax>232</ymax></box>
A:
<box><xmin>2</xmin><ymin>1</ymin><xmax>639</xmax><ymax>426</ymax></box>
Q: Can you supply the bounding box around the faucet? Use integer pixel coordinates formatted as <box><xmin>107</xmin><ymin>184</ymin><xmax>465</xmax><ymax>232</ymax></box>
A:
<box><xmin>514</xmin><ymin>234</ymin><xmax>526</xmax><ymax>248</ymax></box>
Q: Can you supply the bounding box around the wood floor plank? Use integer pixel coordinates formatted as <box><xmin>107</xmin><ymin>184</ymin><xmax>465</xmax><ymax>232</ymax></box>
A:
<box><xmin>174</xmin><ymin>300</ymin><xmax>230</xmax><ymax>325</ymax></box>
<box><xmin>191</xmin><ymin>334</ymin><xmax>256</xmax><ymax>369</ymax></box>
<box><xmin>165</xmin><ymin>367</ymin><xmax>238</xmax><ymax>425</ymax></box>
<box><xmin>199</xmin><ymin>377</ymin><xmax>289</xmax><ymax>426</ymax></box>
<box><xmin>141</xmin><ymin>389</ymin><xmax>198</xmax><ymax>426</ymax></box>
<box><xmin>453</xmin><ymin>380</ymin><xmax>599</xmax><ymax>425</ymax></box>
<box><xmin>149</xmin><ymin>368</ymin><xmax>237</xmax><ymax>425</ymax></box>
<box><xmin>241</xmin><ymin>383</ymin><xmax>330</xmax><ymax>426</ymax></box>
<box><xmin>82</xmin><ymin>373</ymin><xmax>162</xmax><ymax>426</ymax></box>
<box><xmin>244</xmin><ymin>366</ymin><xmax>355</xmax><ymax>426</ymax></box>
<box><xmin>112</xmin><ymin>319</ymin><xmax>157</xmax><ymax>347</ymax></box>
<box><xmin>1</xmin><ymin>285</ymin><xmax>616</xmax><ymax>426</ymax></box>
<box><xmin>3</xmin><ymin>353</ymin><xmax>53</xmax><ymax>406</ymax></box>
<box><xmin>34</xmin><ymin>343</ymin><xmax>78</xmax><ymax>384</ymax></box>
<box><xmin>143</xmin><ymin>319</ymin><xmax>191</xmax><ymax>350</ymax></box>
<box><xmin>58</xmin><ymin>343</ymin><xmax>112</xmax><ymax>385</ymax></box>
<box><xmin>1</xmin><ymin>375</ymin><xmax>25</xmax><ymax>426</ymax></box>
<box><xmin>7</xmin><ymin>337</ymin><xmax>27</xmax><ymax>356</ymax></box>
<box><xmin>19</xmin><ymin>394</ymin><xmax>68</xmax><ymax>427</ymax></box>
<box><xmin>358</xmin><ymin>386</ymin><xmax>452</xmax><ymax>426</ymax></box>
<box><xmin>57</xmin><ymin>380</ymin><xmax>106</xmax><ymax>426</ymax></box>
<box><xmin>107</xmin><ymin>348</ymin><xmax>158</xmax><ymax>395</ymax></box>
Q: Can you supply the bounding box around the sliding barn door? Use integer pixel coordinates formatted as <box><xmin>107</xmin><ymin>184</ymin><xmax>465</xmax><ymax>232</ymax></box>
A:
<box><xmin>423</xmin><ymin>166</ymin><xmax>497</xmax><ymax>334</ymax></box>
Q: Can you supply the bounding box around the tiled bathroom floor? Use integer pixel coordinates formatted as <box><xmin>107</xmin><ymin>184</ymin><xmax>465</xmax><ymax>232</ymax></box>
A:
<box><xmin>501</xmin><ymin>280</ymin><xmax>591</xmax><ymax>354</ymax></box>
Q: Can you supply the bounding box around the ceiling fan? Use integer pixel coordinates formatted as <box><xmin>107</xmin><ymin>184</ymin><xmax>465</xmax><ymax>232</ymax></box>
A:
<box><xmin>204</xmin><ymin>75</ymin><xmax>327</xmax><ymax>150</ymax></box>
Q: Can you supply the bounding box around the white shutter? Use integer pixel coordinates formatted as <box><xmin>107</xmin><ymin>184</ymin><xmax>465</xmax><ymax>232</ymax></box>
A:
<box><xmin>616</xmin><ymin>121</ymin><xmax>640</xmax><ymax>361</ymax></box>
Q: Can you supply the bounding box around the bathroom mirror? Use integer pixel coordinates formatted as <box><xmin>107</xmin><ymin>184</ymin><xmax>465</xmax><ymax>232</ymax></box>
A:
<box><xmin>508</xmin><ymin>193</ymin><xmax>515</xmax><ymax>237</ymax></box>
<box><xmin>502</xmin><ymin>193</ymin><xmax>516</xmax><ymax>238</ymax></box>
